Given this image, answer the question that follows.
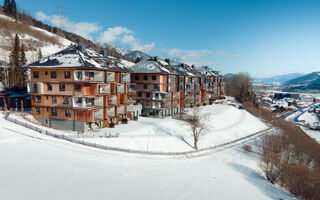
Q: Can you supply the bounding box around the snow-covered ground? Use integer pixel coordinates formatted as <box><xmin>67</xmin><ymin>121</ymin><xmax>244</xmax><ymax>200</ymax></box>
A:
<box><xmin>0</xmin><ymin>112</ymin><xmax>296</xmax><ymax>200</ymax></box>
<box><xmin>9</xmin><ymin>104</ymin><xmax>269</xmax><ymax>153</ymax></box>
<box><xmin>300</xmin><ymin>126</ymin><xmax>320</xmax><ymax>143</ymax></box>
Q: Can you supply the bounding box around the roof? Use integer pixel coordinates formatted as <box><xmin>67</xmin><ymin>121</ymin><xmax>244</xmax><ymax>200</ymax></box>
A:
<box><xmin>25</xmin><ymin>45</ymin><xmax>131</xmax><ymax>72</ymax></box>
<box><xmin>128</xmin><ymin>59</ymin><xmax>173</xmax><ymax>74</ymax></box>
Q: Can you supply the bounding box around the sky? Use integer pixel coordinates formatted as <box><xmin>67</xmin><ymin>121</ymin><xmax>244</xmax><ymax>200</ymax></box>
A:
<box><xmin>13</xmin><ymin>0</ymin><xmax>320</xmax><ymax>77</ymax></box>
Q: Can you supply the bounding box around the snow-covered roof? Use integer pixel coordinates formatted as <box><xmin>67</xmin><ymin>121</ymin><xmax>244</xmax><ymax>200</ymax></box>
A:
<box><xmin>25</xmin><ymin>45</ymin><xmax>131</xmax><ymax>72</ymax></box>
<box><xmin>128</xmin><ymin>59</ymin><xmax>175</xmax><ymax>74</ymax></box>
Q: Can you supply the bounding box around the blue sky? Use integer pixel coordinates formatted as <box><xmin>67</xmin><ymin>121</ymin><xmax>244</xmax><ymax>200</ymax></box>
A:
<box><xmin>14</xmin><ymin>0</ymin><xmax>320</xmax><ymax>77</ymax></box>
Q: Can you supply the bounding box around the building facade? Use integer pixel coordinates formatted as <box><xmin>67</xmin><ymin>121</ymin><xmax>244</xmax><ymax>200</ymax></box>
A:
<box><xmin>26</xmin><ymin>45</ymin><xmax>138</xmax><ymax>132</ymax></box>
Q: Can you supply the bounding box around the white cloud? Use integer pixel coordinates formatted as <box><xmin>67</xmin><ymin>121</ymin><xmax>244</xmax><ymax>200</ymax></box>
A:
<box><xmin>36</xmin><ymin>11</ymin><xmax>50</xmax><ymax>21</ymax></box>
<box><xmin>36</xmin><ymin>11</ymin><xmax>101</xmax><ymax>40</ymax></box>
<box><xmin>121</xmin><ymin>35</ymin><xmax>155</xmax><ymax>52</ymax></box>
<box><xmin>97</xmin><ymin>27</ymin><xmax>132</xmax><ymax>43</ymax></box>
<box><xmin>36</xmin><ymin>11</ymin><xmax>156</xmax><ymax>52</ymax></box>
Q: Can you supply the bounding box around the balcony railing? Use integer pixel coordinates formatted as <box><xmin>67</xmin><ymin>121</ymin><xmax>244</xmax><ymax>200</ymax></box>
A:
<box><xmin>168</xmin><ymin>75</ymin><xmax>176</xmax><ymax>83</ymax></box>
<box><xmin>168</xmin><ymin>85</ymin><xmax>176</xmax><ymax>92</ymax></box>
<box><xmin>94</xmin><ymin>109</ymin><xmax>103</xmax><ymax>120</ymax></box>
<box><xmin>117</xmin><ymin>105</ymin><xmax>125</xmax><ymax>115</ymax></box>
<box><xmin>127</xmin><ymin>104</ymin><xmax>134</xmax><ymax>112</ymax></box>
<box><xmin>99</xmin><ymin>84</ymin><xmax>110</xmax><ymax>94</ymax></box>
<box><xmin>107</xmin><ymin>95</ymin><xmax>117</xmax><ymax>105</ymax></box>
<box><xmin>173</xmin><ymin>92</ymin><xmax>179</xmax><ymax>99</ymax></box>
<box><xmin>72</xmin><ymin>97</ymin><xmax>103</xmax><ymax>108</ymax></box>
<box><xmin>121</xmin><ymin>73</ymin><xmax>130</xmax><ymax>83</ymax></box>
<box><xmin>117</xmin><ymin>83</ymin><xmax>125</xmax><ymax>93</ymax></box>
<box><xmin>27</xmin><ymin>83</ymin><xmax>42</xmax><ymax>94</ymax></box>
<box><xmin>127</xmin><ymin>83</ymin><xmax>137</xmax><ymax>93</ymax></box>
<box><xmin>107</xmin><ymin>107</ymin><xmax>115</xmax><ymax>117</ymax></box>
<box><xmin>106</xmin><ymin>72</ymin><xmax>115</xmax><ymax>82</ymax></box>
<box><xmin>74</xmin><ymin>70</ymin><xmax>103</xmax><ymax>82</ymax></box>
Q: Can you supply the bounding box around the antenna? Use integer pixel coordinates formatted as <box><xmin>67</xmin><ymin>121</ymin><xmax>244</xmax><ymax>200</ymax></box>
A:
<box><xmin>56</xmin><ymin>3</ymin><xmax>66</xmax><ymax>28</ymax></box>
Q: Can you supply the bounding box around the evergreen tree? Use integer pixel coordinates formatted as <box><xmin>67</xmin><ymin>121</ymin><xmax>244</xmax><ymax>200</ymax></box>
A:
<box><xmin>18</xmin><ymin>43</ymin><xmax>27</xmax><ymax>88</ymax></box>
<box><xmin>38</xmin><ymin>49</ymin><xmax>43</xmax><ymax>59</ymax></box>
<box><xmin>4</xmin><ymin>0</ymin><xmax>11</xmax><ymax>13</ymax></box>
<box><xmin>9</xmin><ymin>34</ymin><xmax>27</xmax><ymax>90</ymax></box>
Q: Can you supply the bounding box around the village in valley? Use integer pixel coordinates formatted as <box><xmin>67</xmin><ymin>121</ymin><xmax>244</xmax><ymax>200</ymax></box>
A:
<box><xmin>0</xmin><ymin>0</ymin><xmax>319</xmax><ymax>200</ymax></box>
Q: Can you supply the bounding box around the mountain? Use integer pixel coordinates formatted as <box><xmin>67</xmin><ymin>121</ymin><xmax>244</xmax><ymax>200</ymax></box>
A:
<box><xmin>125</xmin><ymin>50</ymin><xmax>152</xmax><ymax>61</ymax></box>
<box><xmin>104</xmin><ymin>43</ymin><xmax>131</xmax><ymax>56</ymax></box>
<box><xmin>254</xmin><ymin>73</ymin><xmax>304</xmax><ymax>84</ymax></box>
<box><xmin>282</xmin><ymin>72</ymin><xmax>320</xmax><ymax>91</ymax></box>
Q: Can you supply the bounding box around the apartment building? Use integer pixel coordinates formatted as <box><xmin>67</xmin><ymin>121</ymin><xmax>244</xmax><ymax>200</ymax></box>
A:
<box><xmin>129</xmin><ymin>58</ymin><xmax>225</xmax><ymax>117</ymax></box>
<box><xmin>26</xmin><ymin>45</ymin><xmax>137</xmax><ymax>132</ymax></box>
<box><xmin>129</xmin><ymin>58</ymin><xmax>182</xmax><ymax>117</ymax></box>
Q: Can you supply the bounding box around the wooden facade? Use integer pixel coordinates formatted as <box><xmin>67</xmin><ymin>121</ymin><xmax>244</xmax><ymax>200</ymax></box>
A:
<box><xmin>27</xmin><ymin>67</ymin><xmax>136</xmax><ymax>131</ymax></box>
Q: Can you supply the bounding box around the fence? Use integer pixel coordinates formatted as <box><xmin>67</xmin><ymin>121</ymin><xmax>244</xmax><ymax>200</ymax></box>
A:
<box><xmin>4</xmin><ymin>115</ymin><xmax>274</xmax><ymax>156</ymax></box>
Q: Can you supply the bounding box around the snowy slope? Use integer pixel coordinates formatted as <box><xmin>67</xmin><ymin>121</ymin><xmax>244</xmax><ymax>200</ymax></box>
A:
<box><xmin>0</xmin><ymin>13</ymin><xmax>73</xmax><ymax>65</ymax></box>
<box><xmin>9</xmin><ymin>104</ymin><xmax>269</xmax><ymax>153</ymax></box>
<box><xmin>0</xmin><ymin>112</ymin><xmax>296</xmax><ymax>200</ymax></box>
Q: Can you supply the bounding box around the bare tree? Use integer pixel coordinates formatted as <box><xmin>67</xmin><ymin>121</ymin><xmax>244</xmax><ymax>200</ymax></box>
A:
<box><xmin>260</xmin><ymin>132</ymin><xmax>293</xmax><ymax>184</ymax></box>
<box><xmin>181</xmin><ymin>107</ymin><xmax>209</xmax><ymax>150</ymax></box>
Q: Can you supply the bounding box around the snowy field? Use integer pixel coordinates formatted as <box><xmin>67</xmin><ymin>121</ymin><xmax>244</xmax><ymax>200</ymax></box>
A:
<box><xmin>0</xmin><ymin>114</ymin><xmax>296</xmax><ymax>200</ymax></box>
<box><xmin>8</xmin><ymin>104</ymin><xmax>269</xmax><ymax>153</ymax></box>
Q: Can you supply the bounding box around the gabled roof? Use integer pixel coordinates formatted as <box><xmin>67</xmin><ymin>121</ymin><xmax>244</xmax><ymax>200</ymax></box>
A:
<box><xmin>25</xmin><ymin>45</ymin><xmax>132</xmax><ymax>72</ymax></box>
<box><xmin>198</xmin><ymin>66</ymin><xmax>219</xmax><ymax>76</ymax></box>
<box><xmin>128</xmin><ymin>59</ymin><xmax>173</xmax><ymax>74</ymax></box>
<box><xmin>26</xmin><ymin>45</ymin><xmax>101</xmax><ymax>69</ymax></box>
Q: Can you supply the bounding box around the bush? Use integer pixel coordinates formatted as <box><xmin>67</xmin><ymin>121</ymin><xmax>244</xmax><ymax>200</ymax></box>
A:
<box><xmin>242</xmin><ymin>144</ymin><xmax>252</xmax><ymax>153</ymax></box>
<box><xmin>243</xmin><ymin>101</ymin><xmax>320</xmax><ymax>199</ymax></box>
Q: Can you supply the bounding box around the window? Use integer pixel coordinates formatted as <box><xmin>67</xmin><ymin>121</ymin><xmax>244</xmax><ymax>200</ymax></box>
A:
<box><xmin>51</xmin><ymin>71</ymin><xmax>56</xmax><ymax>78</ymax></box>
<box><xmin>64</xmin><ymin>71</ymin><xmax>71</xmax><ymax>79</ymax></box>
<box><xmin>135</xmin><ymin>75</ymin><xmax>139</xmax><ymax>80</ymax></box>
<box><xmin>59</xmin><ymin>84</ymin><xmax>65</xmax><ymax>91</ymax></box>
<box><xmin>47</xmin><ymin>83</ymin><xmax>52</xmax><ymax>91</ymax></box>
<box><xmin>33</xmin><ymin>83</ymin><xmax>38</xmax><ymax>91</ymax></box>
<box><xmin>146</xmin><ymin>93</ymin><xmax>150</xmax><ymax>98</ymax></box>
<box><xmin>75</xmin><ymin>84</ymin><xmax>81</xmax><ymax>92</ymax></box>
<box><xmin>152</xmin><ymin>75</ymin><xmax>156</xmax><ymax>80</ymax></box>
<box><xmin>52</xmin><ymin>96</ymin><xmax>57</xmax><ymax>103</ymax></box>
<box><xmin>138</xmin><ymin>92</ymin><xmax>142</xmax><ymax>97</ymax></box>
<box><xmin>35</xmin><ymin>107</ymin><xmax>40</xmax><ymax>114</ymax></box>
<box><xmin>155</xmin><ymin>93</ymin><xmax>159</xmax><ymax>98</ymax></box>
<box><xmin>146</xmin><ymin>101</ymin><xmax>150</xmax><ymax>106</ymax></box>
<box><xmin>154</xmin><ymin>84</ymin><xmax>159</xmax><ymax>90</ymax></box>
<box><xmin>33</xmin><ymin>71</ymin><xmax>39</xmax><ymax>78</ymax></box>
<box><xmin>46</xmin><ymin>96</ymin><xmax>48</xmax><ymax>100</ymax></box>
<box><xmin>52</xmin><ymin>108</ymin><xmax>57</xmax><ymax>116</ymax></box>
<box><xmin>45</xmin><ymin>71</ymin><xmax>48</xmax><ymax>75</ymax></box>
<box><xmin>36</xmin><ymin>96</ymin><xmax>41</xmax><ymax>102</ymax></box>
<box><xmin>143</xmin><ymin>84</ymin><xmax>148</xmax><ymax>89</ymax></box>
<box><xmin>143</xmin><ymin>75</ymin><xmax>148</xmax><ymax>81</ymax></box>
<box><xmin>63</xmin><ymin>96</ymin><xmax>69</xmax><ymax>104</ymax></box>
<box><xmin>65</xmin><ymin>109</ymin><xmax>71</xmax><ymax>117</ymax></box>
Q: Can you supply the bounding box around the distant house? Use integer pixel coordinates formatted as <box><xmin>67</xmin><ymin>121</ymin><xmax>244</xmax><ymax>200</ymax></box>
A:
<box><xmin>274</xmin><ymin>92</ymin><xmax>299</xmax><ymax>99</ymax></box>
<box><xmin>301</xmin><ymin>95</ymin><xmax>315</xmax><ymax>103</ymax></box>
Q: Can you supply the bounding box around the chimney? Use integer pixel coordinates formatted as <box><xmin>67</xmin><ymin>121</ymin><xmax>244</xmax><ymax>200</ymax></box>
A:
<box><xmin>153</xmin><ymin>56</ymin><xmax>158</xmax><ymax>62</ymax></box>
<box><xmin>101</xmin><ymin>49</ymin><xmax>108</xmax><ymax>57</ymax></box>
<box><xmin>78</xmin><ymin>44</ymin><xmax>85</xmax><ymax>53</ymax></box>
<box><xmin>165</xmin><ymin>58</ymin><xmax>170</xmax><ymax>65</ymax></box>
